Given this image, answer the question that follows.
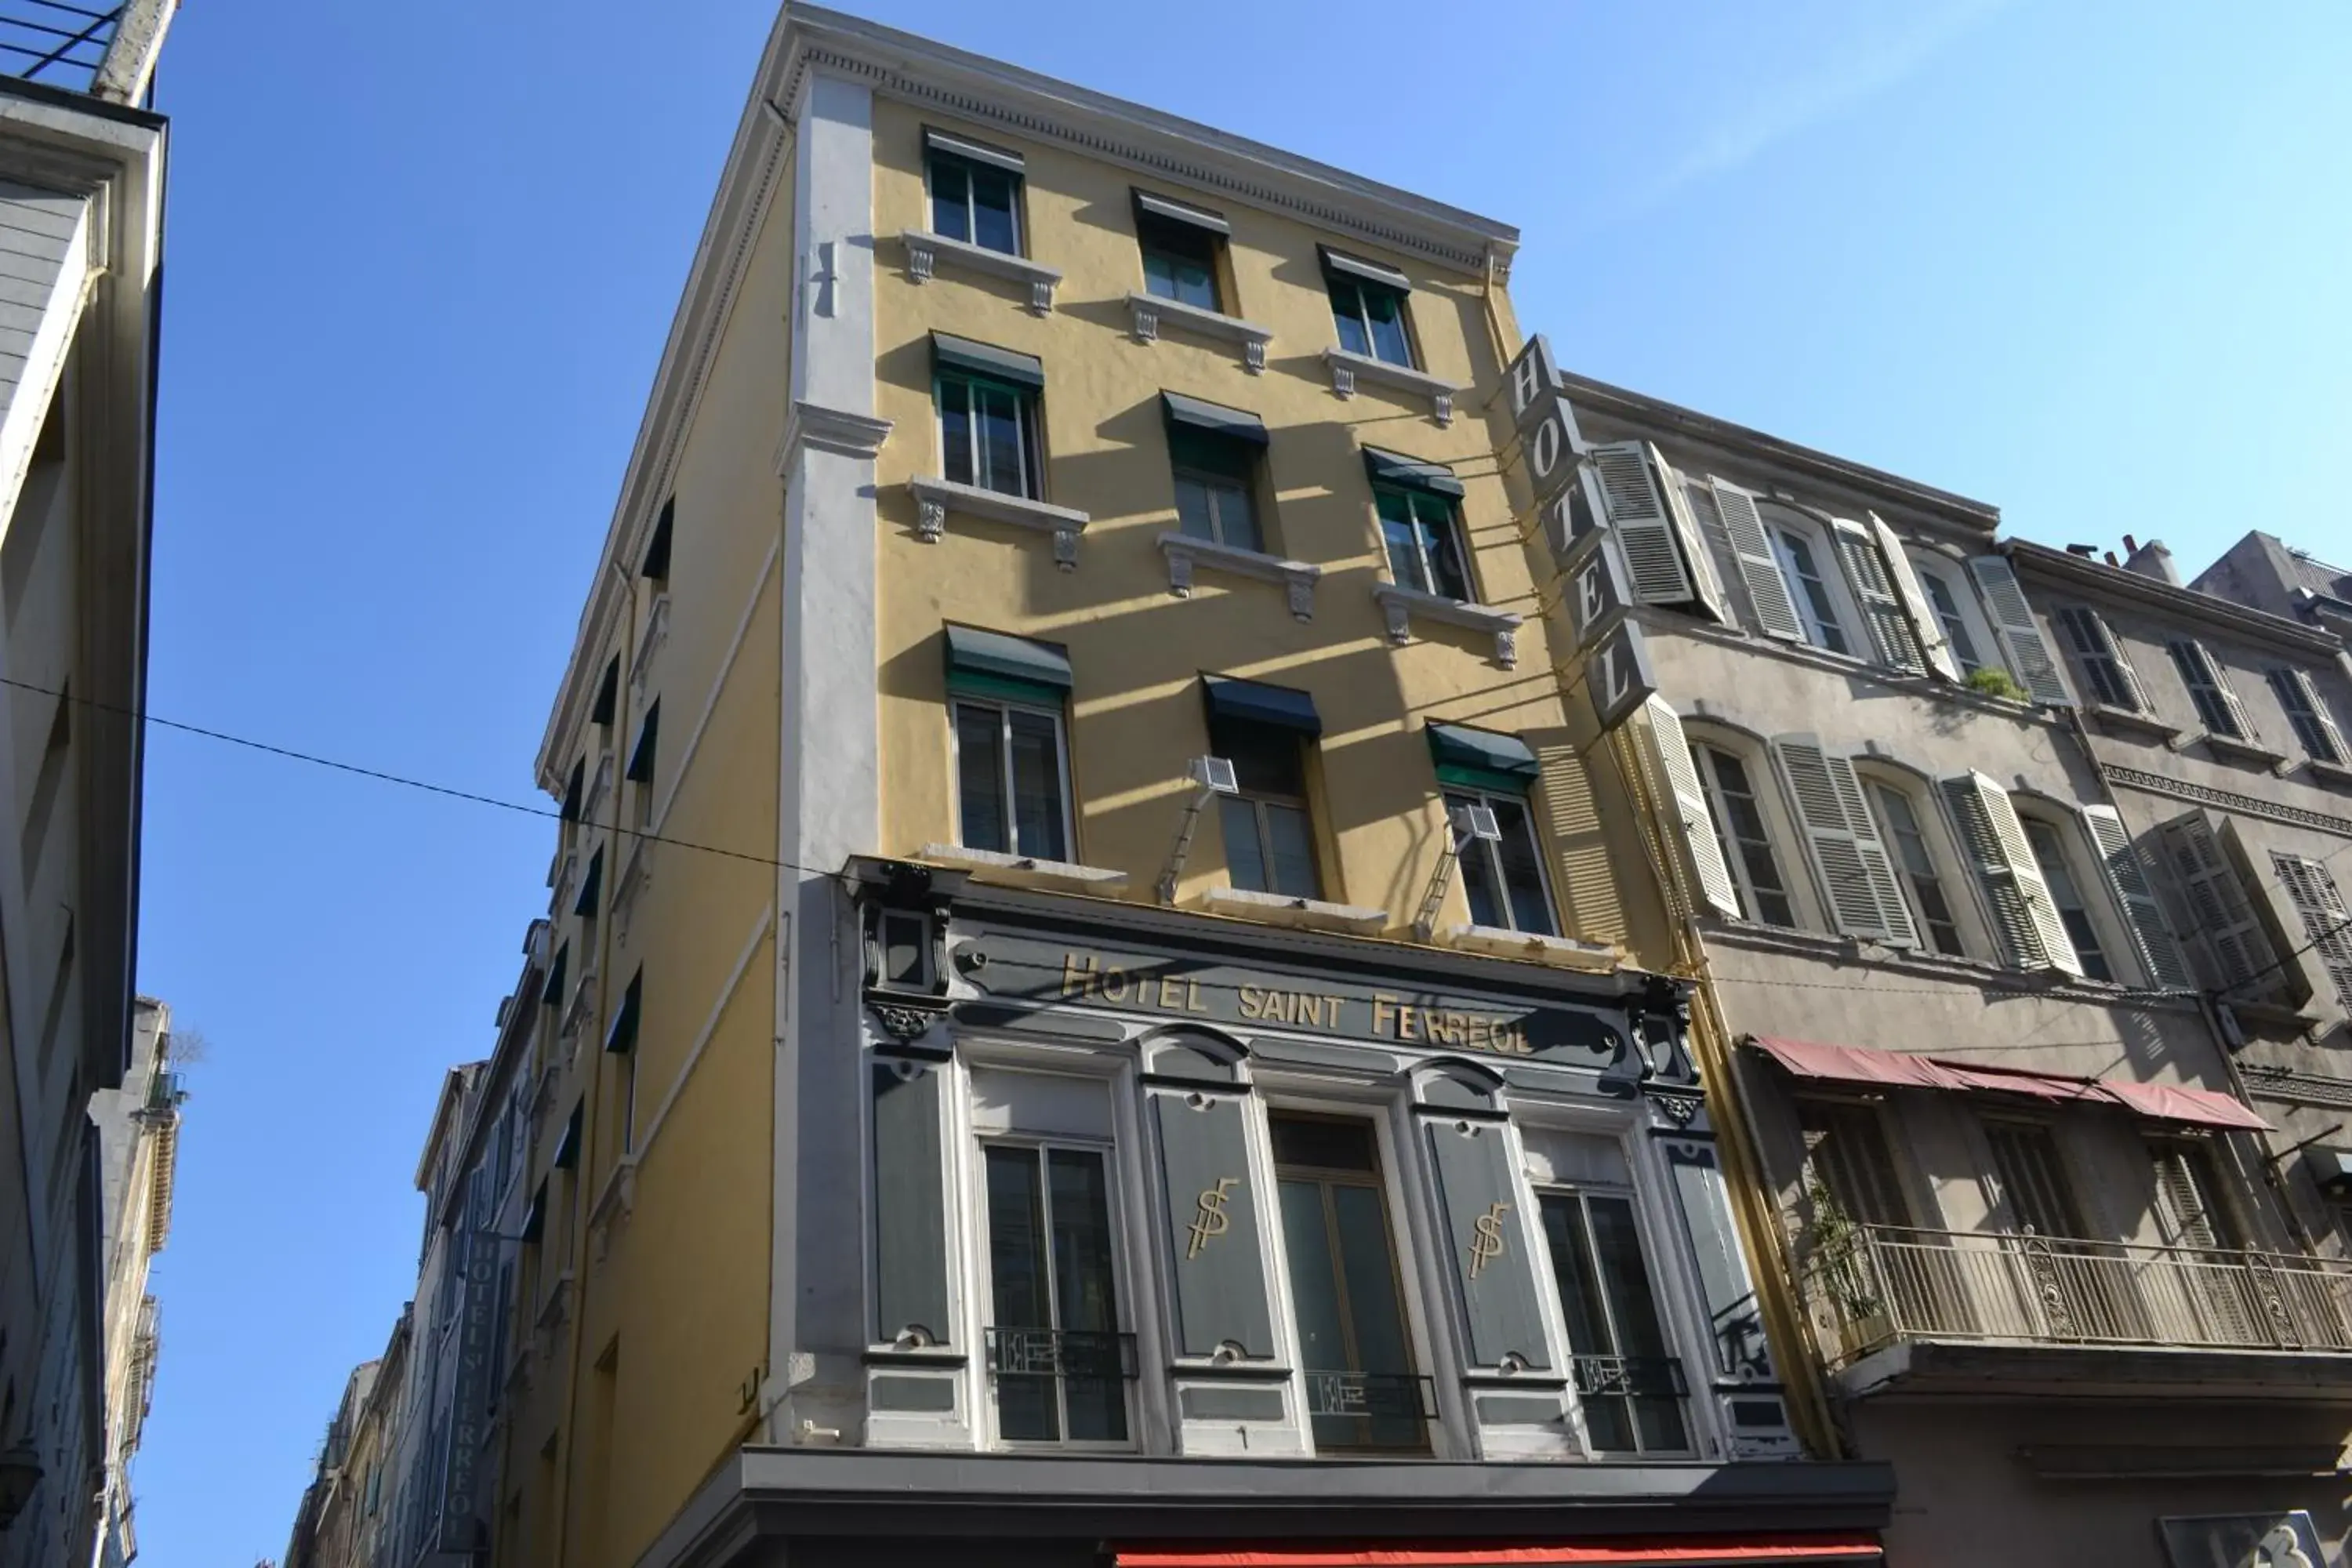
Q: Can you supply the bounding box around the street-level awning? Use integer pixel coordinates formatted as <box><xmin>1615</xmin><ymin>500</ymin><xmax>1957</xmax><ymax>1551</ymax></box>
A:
<box><xmin>1114</xmin><ymin>1540</ymin><xmax>1882</xmax><ymax>1568</ymax></box>
<box><xmin>1749</xmin><ymin>1036</ymin><xmax>2269</xmax><ymax>1133</ymax></box>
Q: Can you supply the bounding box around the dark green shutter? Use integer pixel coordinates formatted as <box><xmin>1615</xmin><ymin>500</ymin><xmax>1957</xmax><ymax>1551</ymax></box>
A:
<box><xmin>1152</xmin><ymin>1092</ymin><xmax>1275</xmax><ymax>1358</ymax></box>
<box><xmin>873</xmin><ymin>1062</ymin><xmax>952</xmax><ymax>1344</ymax></box>
<box><xmin>1424</xmin><ymin>1120</ymin><xmax>1550</xmax><ymax>1370</ymax></box>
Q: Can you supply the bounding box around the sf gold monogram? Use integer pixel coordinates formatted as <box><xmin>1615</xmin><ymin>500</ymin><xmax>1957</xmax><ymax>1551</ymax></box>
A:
<box><xmin>1468</xmin><ymin>1200</ymin><xmax>1511</xmax><ymax>1279</ymax></box>
<box><xmin>1187</xmin><ymin>1177</ymin><xmax>1239</xmax><ymax>1259</ymax></box>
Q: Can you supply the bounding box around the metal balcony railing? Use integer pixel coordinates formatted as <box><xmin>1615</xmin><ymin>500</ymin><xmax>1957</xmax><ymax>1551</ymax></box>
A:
<box><xmin>1301</xmin><ymin>1370</ymin><xmax>1436</xmax><ymax>1422</ymax></box>
<box><xmin>0</xmin><ymin>2</ymin><xmax>118</xmax><ymax>91</ymax></box>
<box><xmin>983</xmin><ymin>1327</ymin><xmax>1137</xmax><ymax>1381</ymax></box>
<box><xmin>1801</xmin><ymin>1223</ymin><xmax>2352</xmax><ymax>1367</ymax></box>
<box><xmin>1570</xmin><ymin>1354</ymin><xmax>1688</xmax><ymax>1399</ymax></box>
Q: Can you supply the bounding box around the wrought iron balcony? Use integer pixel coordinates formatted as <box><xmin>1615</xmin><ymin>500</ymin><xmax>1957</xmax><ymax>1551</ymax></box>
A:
<box><xmin>1802</xmin><ymin>1223</ymin><xmax>2352</xmax><ymax>1367</ymax></box>
<box><xmin>1301</xmin><ymin>1370</ymin><xmax>1436</xmax><ymax>1422</ymax></box>
<box><xmin>983</xmin><ymin>1327</ymin><xmax>1137</xmax><ymax>1381</ymax></box>
<box><xmin>0</xmin><ymin>2</ymin><xmax>116</xmax><ymax>89</ymax></box>
<box><xmin>1570</xmin><ymin>1354</ymin><xmax>1689</xmax><ymax>1399</ymax></box>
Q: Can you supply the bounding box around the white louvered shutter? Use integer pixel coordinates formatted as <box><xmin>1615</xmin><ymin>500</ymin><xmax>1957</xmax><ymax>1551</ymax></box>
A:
<box><xmin>2156</xmin><ymin>813</ymin><xmax>2281</xmax><ymax>997</ymax></box>
<box><xmin>1680</xmin><ymin>480</ymin><xmax>1756</xmax><ymax>631</ymax></box>
<box><xmin>1967</xmin><ymin>555</ymin><xmax>2073</xmax><ymax>706</ymax></box>
<box><xmin>1829</xmin><ymin>518</ymin><xmax>1927</xmax><ymax>674</ymax></box>
<box><xmin>1634</xmin><ymin>696</ymin><xmax>1740</xmax><ymax>919</ymax></box>
<box><xmin>2079</xmin><ymin>804</ymin><xmax>2194</xmax><ymax>989</ymax></box>
<box><xmin>2268</xmin><ymin>667</ymin><xmax>2349</xmax><ymax>764</ymax></box>
<box><xmin>1653</xmin><ymin>453</ymin><xmax>1732</xmax><ymax>625</ymax></box>
<box><xmin>1771</xmin><ymin>736</ymin><xmax>1915</xmax><ymax>945</ymax></box>
<box><xmin>1708</xmin><ymin>478</ymin><xmax>1807</xmax><ymax>644</ymax></box>
<box><xmin>2168</xmin><ymin>639</ymin><xmax>2255</xmax><ymax>740</ymax></box>
<box><xmin>1938</xmin><ymin>771</ymin><xmax>2079</xmax><ymax>975</ymax></box>
<box><xmin>2272</xmin><ymin>852</ymin><xmax>2352</xmax><ymax>1014</ymax></box>
<box><xmin>1869</xmin><ymin>514</ymin><xmax>1961</xmax><ymax>681</ymax></box>
<box><xmin>1588</xmin><ymin>442</ymin><xmax>1697</xmax><ymax>608</ymax></box>
<box><xmin>2055</xmin><ymin>605</ymin><xmax>2148</xmax><ymax>712</ymax></box>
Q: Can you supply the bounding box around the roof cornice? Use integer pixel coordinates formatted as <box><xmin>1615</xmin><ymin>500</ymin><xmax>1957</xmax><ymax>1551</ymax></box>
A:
<box><xmin>1562</xmin><ymin>372</ymin><xmax>2001</xmax><ymax>539</ymax></box>
<box><xmin>535</xmin><ymin>5</ymin><xmax>1520</xmax><ymax>782</ymax></box>
<box><xmin>2006</xmin><ymin>539</ymin><xmax>2343</xmax><ymax>655</ymax></box>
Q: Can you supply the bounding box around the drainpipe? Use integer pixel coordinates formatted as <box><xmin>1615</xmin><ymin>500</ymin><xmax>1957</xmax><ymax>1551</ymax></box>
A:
<box><xmin>1606</xmin><ymin>726</ymin><xmax>1844</xmax><ymax>1461</ymax></box>
<box><xmin>2056</xmin><ymin>706</ymin><xmax>2319</xmax><ymax>1250</ymax></box>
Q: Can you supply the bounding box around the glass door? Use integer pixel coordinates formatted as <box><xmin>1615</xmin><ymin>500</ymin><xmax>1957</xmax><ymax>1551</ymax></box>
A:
<box><xmin>981</xmin><ymin>1143</ymin><xmax>1130</xmax><ymax>1444</ymax></box>
<box><xmin>1270</xmin><ymin>1114</ymin><xmax>1428</xmax><ymax>1453</ymax></box>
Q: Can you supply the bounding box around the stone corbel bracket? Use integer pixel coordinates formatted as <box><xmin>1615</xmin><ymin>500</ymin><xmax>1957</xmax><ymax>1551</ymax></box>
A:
<box><xmin>1323</xmin><ymin>347</ymin><xmax>1464</xmax><ymax>426</ymax></box>
<box><xmin>1372</xmin><ymin>583</ymin><xmax>1522</xmax><ymax>667</ymax></box>
<box><xmin>1158</xmin><ymin>532</ymin><xmax>1319</xmax><ymax>621</ymax></box>
<box><xmin>1126</xmin><ymin>292</ymin><xmax>1272</xmax><ymax>373</ymax></box>
<box><xmin>908</xmin><ymin>475</ymin><xmax>1091</xmax><ymax>570</ymax></box>
<box><xmin>902</xmin><ymin>228</ymin><xmax>1062</xmax><ymax>314</ymax></box>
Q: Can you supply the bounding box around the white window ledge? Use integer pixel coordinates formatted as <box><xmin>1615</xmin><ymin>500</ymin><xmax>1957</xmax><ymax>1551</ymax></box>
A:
<box><xmin>1126</xmin><ymin>292</ymin><xmax>1272</xmax><ymax>372</ymax></box>
<box><xmin>614</xmin><ymin>837</ymin><xmax>652</xmax><ymax>942</ymax></box>
<box><xmin>1441</xmin><ymin>924</ymin><xmax>1623</xmax><ymax>971</ymax></box>
<box><xmin>2198</xmin><ymin>731</ymin><xmax>2290</xmax><ymax>769</ymax></box>
<box><xmin>2300</xmin><ymin>758</ymin><xmax>2352</xmax><ymax>792</ymax></box>
<box><xmin>589</xmin><ymin>1155</ymin><xmax>638</xmax><ymax>1260</ymax></box>
<box><xmin>1372</xmin><ymin>583</ymin><xmax>1522</xmax><ymax>667</ymax></box>
<box><xmin>2086</xmin><ymin>702</ymin><xmax>2183</xmax><ymax>743</ymax></box>
<box><xmin>920</xmin><ymin>844</ymin><xmax>1129</xmax><ymax>892</ymax></box>
<box><xmin>1157</xmin><ymin>532</ymin><xmax>1320</xmax><ymax>622</ymax></box>
<box><xmin>1200</xmin><ymin>884</ymin><xmax>1387</xmax><ymax>935</ymax></box>
<box><xmin>908</xmin><ymin>476</ymin><xmax>1091</xmax><ymax>570</ymax></box>
<box><xmin>583</xmin><ymin>751</ymin><xmax>615</xmax><ymax>826</ymax></box>
<box><xmin>901</xmin><ymin>228</ymin><xmax>1060</xmax><ymax>314</ymax></box>
<box><xmin>1323</xmin><ymin>347</ymin><xmax>1463</xmax><ymax>425</ymax></box>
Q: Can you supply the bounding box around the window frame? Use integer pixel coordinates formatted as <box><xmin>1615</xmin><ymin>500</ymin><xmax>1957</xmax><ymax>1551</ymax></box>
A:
<box><xmin>1764</xmin><ymin>515</ymin><xmax>1854</xmax><ymax>656</ymax></box>
<box><xmin>935</xmin><ymin>368</ymin><xmax>1044</xmax><ymax>501</ymax></box>
<box><xmin>1860</xmin><ymin>775</ymin><xmax>1969</xmax><ymax>959</ymax></box>
<box><xmin>1689</xmin><ymin>740</ymin><xmax>1798</xmax><ymax>927</ymax></box>
<box><xmin>1534</xmin><ymin>1181</ymin><xmax>1695</xmax><ymax>1457</ymax></box>
<box><xmin>927</xmin><ymin>147</ymin><xmax>1024</xmax><ymax>256</ymax></box>
<box><xmin>2166</xmin><ymin>637</ymin><xmax>2249</xmax><ymax>739</ymax></box>
<box><xmin>2015</xmin><ymin>810</ymin><xmax>2116</xmax><ymax>982</ymax></box>
<box><xmin>1326</xmin><ymin>273</ymin><xmax>1417</xmax><ymax>368</ymax></box>
<box><xmin>2053</xmin><ymin>604</ymin><xmax>2143</xmax><ymax>713</ymax></box>
<box><xmin>1909</xmin><ymin>557</ymin><xmax>1994</xmax><ymax>677</ymax></box>
<box><xmin>1135</xmin><ymin>209</ymin><xmax>1223</xmax><ymax>313</ymax></box>
<box><xmin>1167</xmin><ymin>426</ymin><xmax>1265</xmax><ymax>554</ymax></box>
<box><xmin>949</xmin><ymin>693</ymin><xmax>1075</xmax><ymax>864</ymax></box>
<box><xmin>973</xmin><ymin>1133</ymin><xmax>1136</xmax><ymax>1451</ymax></box>
<box><xmin>1442</xmin><ymin>785</ymin><xmax>1559</xmax><ymax>937</ymax></box>
<box><xmin>1375</xmin><ymin>483</ymin><xmax>1475</xmax><ymax>603</ymax></box>
<box><xmin>2267</xmin><ymin>667</ymin><xmax>2349</xmax><ymax>764</ymax></box>
<box><xmin>1212</xmin><ymin>717</ymin><xmax>1323</xmax><ymax>900</ymax></box>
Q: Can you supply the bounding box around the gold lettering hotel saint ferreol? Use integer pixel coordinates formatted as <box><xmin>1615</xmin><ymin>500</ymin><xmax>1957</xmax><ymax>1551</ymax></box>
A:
<box><xmin>1187</xmin><ymin>1177</ymin><xmax>1237</xmax><ymax>1260</ymax></box>
<box><xmin>1058</xmin><ymin>952</ymin><xmax>1535</xmax><ymax>1057</ymax></box>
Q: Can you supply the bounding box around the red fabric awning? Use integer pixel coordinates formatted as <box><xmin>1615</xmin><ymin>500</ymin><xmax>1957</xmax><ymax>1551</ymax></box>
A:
<box><xmin>1749</xmin><ymin>1036</ymin><xmax>2270</xmax><ymax>1133</ymax></box>
<box><xmin>1114</xmin><ymin>1541</ymin><xmax>1882</xmax><ymax>1568</ymax></box>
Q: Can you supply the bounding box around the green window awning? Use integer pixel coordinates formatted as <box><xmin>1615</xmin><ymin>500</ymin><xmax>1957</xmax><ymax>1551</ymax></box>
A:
<box><xmin>932</xmin><ymin>331</ymin><xmax>1044</xmax><ymax>391</ymax></box>
<box><xmin>553</xmin><ymin>1102</ymin><xmax>583</xmax><ymax>1171</ymax></box>
<box><xmin>1203</xmin><ymin>674</ymin><xmax>1321</xmax><ymax>736</ymax></box>
<box><xmin>521</xmin><ymin>1178</ymin><xmax>548</xmax><ymax>1243</ymax></box>
<box><xmin>1428</xmin><ymin>722</ymin><xmax>1539</xmax><ymax>793</ymax></box>
<box><xmin>642</xmin><ymin>496</ymin><xmax>673</xmax><ymax>580</ymax></box>
<box><xmin>541</xmin><ymin>941</ymin><xmax>570</xmax><ymax>1006</ymax></box>
<box><xmin>1162</xmin><ymin>390</ymin><xmax>1268</xmax><ymax>448</ymax></box>
<box><xmin>1364</xmin><ymin>446</ymin><xmax>1465</xmax><ymax>499</ymax></box>
<box><xmin>945</xmin><ymin>624</ymin><xmax>1071</xmax><ymax>706</ymax></box>
<box><xmin>561</xmin><ymin>760</ymin><xmax>584</xmax><ymax>822</ymax></box>
<box><xmin>606</xmin><ymin>970</ymin><xmax>642</xmax><ymax>1055</ymax></box>
<box><xmin>1319</xmin><ymin>244</ymin><xmax>1412</xmax><ymax>292</ymax></box>
<box><xmin>924</xmin><ymin>125</ymin><xmax>1025</xmax><ymax>174</ymax></box>
<box><xmin>627</xmin><ymin>700</ymin><xmax>660</xmax><ymax>785</ymax></box>
<box><xmin>1135</xmin><ymin>189</ymin><xmax>1230</xmax><ymax>236</ymax></box>
<box><xmin>575</xmin><ymin>847</ymin><xmax>603</xmax><ymax>916</ymax></box>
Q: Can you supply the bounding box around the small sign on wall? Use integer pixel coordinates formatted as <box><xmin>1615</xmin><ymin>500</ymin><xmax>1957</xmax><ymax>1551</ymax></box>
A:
<box><xmin>1584</xmin><ymin>618</ymin><xmax>1657</xmax><ymax>735</ymax></box>
<box><xmin>2158</xmin><ymin>1513</ymin><xmax>2326</xmax><ymax>1568</ymax></box>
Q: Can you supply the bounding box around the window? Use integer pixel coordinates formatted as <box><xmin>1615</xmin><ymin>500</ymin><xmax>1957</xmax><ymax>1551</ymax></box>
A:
<box><xmin>1797</xmin><ymin>1100</ymin><xmax>1910</xmax><ymax>1228</ymax></box>
<box><xmin>1865</xmin><ymin>781</ymin><xmax>1965</xmax><ymax>956</ymax></box>
<box><xmin>1271</xmin><ymin>1114</ymin><xmax>1425</xmax><ymax>1453</ymax></box>
<box><xmin>1377</xmin><ymin>486</ymin><xmax>1471</xmax><ymax>601</ymax></box>
<box><xmin>954</xmin><ymin>699</ymin><xmax>1070</xmax><ymax>862</ymax></box>
<box><xmin>981</xmin><ymin>1142</ymin><xmax>1127</xmax><ymax>1444</ymax></box>
<box><xmin>1213</xmin><ymin>714</ymin><xmax>1319</xmax><ymax>898</ymax></box>
<box><xmin>927</xmin><ymin>145</ymin><xmax>1020</xmax><ymax>255</ymax></box>
<box><xmin>1138</xmin><ymin>211</ymin><xmax>1220</xmax><ymax>310</ymax></box>
<box><xmin>1538</xmin><ymin>1189</ymin><xmax>1689</xmax><ymax>1455</ymax></box>
<box><xmin>1445</xmin><ymin>789</ymin><xmax>1555</xmax><ymax>936</ymax></box>
<box><xmin>1915</xmin><ymin>566</ymin><xmax>1985</xmax><ymax>674</ymax></box>
<box><xmin>1169</xmin><ymin>426</ymin><xmax>1261</xmax><ymax>554</ymax></box>
<box><xmin>2167</xmin><ymin>639</ymin><xmax>2249</xmax><ymax>739</ymax></box>
<box><xmin>2268</xmin><ymin>668</ymin><xmax>2349</xmax><ymax>764</ymax></box>
<box><xmin>2020</xmin><ymin>817</ymin><xmax>2112</xmax><ymax>981</ymax></box>
<box><xmin>2147</xmin><ymin>1138</ymin><xmax>2242</xmax><ymax>1251</ymax></box>
<box><xmin>1769</xmin><ymin>526</ymin><xmax>1850</xmax><ymax>655</ymax></box>
<box><xmin>1690</xmin><ymin>744</ymin><xmax>1795</xmax><ymax>927</ymax></box>
<box><xmin>2273</xmin><ymin>853</ymin><xmax>2352</xmax><ymax>1014</ymax></box>
<box><xmin>1323</xmin><ymin>249</ymin><xmax>1415</xmax><ymax>367</ymax></box>
<box><xmin>937</xmin><ymin>369</ymin><xmax>1040</xmax><ymax>499</ymax></box>
<box><xmin>1984</xmin><ymin>1120</ymin><xmax>2085</xmax><ymax>1238</ymax></box>
<box><xmin>2054</xmin><ymin>605</ymin><xmax>2140</xmax><ymax>711</ymax></box>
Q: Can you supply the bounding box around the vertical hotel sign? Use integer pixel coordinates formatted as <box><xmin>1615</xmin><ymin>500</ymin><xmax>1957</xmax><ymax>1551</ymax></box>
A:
<box><xmin>1504</xmin><ymin>334</ymin><xmax>1653</xmax><ymax>731</ymax></box>
<box><xmin>438</xmin><ymin>1169</ymin><xmax>501</xmax><ymax>1552</ymax></box>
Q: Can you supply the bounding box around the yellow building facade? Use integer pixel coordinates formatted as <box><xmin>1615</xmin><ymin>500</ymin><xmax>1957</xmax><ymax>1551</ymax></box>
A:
<box><xmin>487</xmin><ymin>9</ymin><xmax>1893</xmax><ymax>1568</ymax></box>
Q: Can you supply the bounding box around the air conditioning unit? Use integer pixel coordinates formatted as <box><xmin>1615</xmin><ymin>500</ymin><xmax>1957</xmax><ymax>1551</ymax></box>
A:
<box><xmin>1191</xmin><ymin>756</ymin><xmax>1239</xmax><ymax>794</ymax></box>
<box><xmin>1452</xmin><ymin>802</ymin><xmax>1502</xmax><ymax>841</ymax></box>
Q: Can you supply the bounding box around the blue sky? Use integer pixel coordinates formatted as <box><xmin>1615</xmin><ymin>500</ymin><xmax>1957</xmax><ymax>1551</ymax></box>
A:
<box><xmin>133</xmin><ymin>1</ymin><xmax>2352</xmax><ymax>1559</ymax></box>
